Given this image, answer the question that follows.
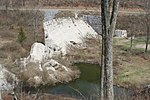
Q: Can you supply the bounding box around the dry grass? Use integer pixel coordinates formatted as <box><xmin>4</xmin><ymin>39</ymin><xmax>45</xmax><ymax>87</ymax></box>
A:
<box><xmin>66</xmin><ymin>35</ymin><xmax>101</xmax><ymax>63</ymax></box>
<box><xmin>54</xmin><ymin>11</ymin><xmax>75</xmax><ymax>19</ymax></box>
<box><xmin>113</xmin><ymin>38</ymin><xmax>150</xmax><ymax>88</ymax></box>
<box><xmin>0</xmin><ymin>11</ymin><xmax>44</xmax><ymax>82</ymax></box>
<box><xmin>0</xmin><ymin>42</ymin><xmax>28</xmax><ymax>61</ymax></box>
<box><xmin>0</xmin><ymin>10</ymin><xmax>44</xmax><ymax>62</ymax></box>
<box><xmin>116</xmin><ymin>14</ymin><xmax>148</xmax><ymax>36</ymax></box>
<box><xmin>0</xmin><ymin>0</ymin><xmax>145</xmax><ymax>9</ymax></box>
<box><xmin>14</xmin><ymin>93</ymin><xmax>78</xmax><ymax>100</ymax></box>
<box><xmin>0</xmin><ymin>30</ymin><xmax>16</xmax><ymax>39</ymax></box>
<box><xmin>114</xmin><ymin>55</ymin><xmax>150</xmax><ymax>87</ymax></box>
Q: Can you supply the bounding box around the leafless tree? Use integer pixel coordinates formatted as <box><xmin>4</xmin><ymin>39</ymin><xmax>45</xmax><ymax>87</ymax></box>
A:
<box><xmin>4</xmin><ymin>0</ymin><xmax>10</xmax><ymax>25</ymax></box>
<box><xmin>29</xmin><ymin>2</ymin><xmax>43</xmax><ymax>42</ymax></box>
<box><xmin>21</xmin><ymin>0</ymin><xmax>25</xmax><ymax>6</ymax></box>
<box><xmin>144</xmin><ymin>0</ymin><xmax>150</xmax><ymax>52</ymax></box>
<box><xmin>100</xmin><ymin>0</ymin><xmax>120</xmax><ymax>100</ymax></box>
<box><xmin>32</xmin><ymin>11</ymin><xmax>39</xmax><ymax>42</ymax></box>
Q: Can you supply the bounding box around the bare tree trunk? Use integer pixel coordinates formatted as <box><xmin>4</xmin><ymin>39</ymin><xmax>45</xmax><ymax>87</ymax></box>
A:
<box><xmin>144</xmin><ymin>0</ymin><xmax>150</xmax><ymax>52</ymax></box>
<box><xmin>100</xmin><ymin>1</ymin><xmax>105</xmax><ymax>100</ymax></box>
<box><xmin>5</xmin><ymin>0</ymin><xmax>9</xmax><ymax>11</ymax></box>
<box><xmin>100</xmin><ymin>0</ymin><xmax>120</xmax><ymax>100</ymax></box>
<box><xmin>130</xmin><ymin>33</ymin><xmax>133</xmax><ymax>50</ymax></box>
<box><xmin>33</xmin><ymin>14</ymin><xmax>38</xmax><ymax>42</ymax></box>
<box><xmin>22</xmin><ymin>0</ymin><xmax>25</xmax><ymax>6</ymax></box>
<box><xmin>145</xmin><ymin>25</ymin><xmax>150</xmax><ymax>52</ymax></box>
<box><xmin>110</xmin><ymin>0</ymin><xmax>120</xmax><ymax>35</ymax></box>
<box><xmin>101</xmin><ymin>0</ymin><xmax>111</xmax><ymax>99</ymax></box>
<box><xmin>36</xmin><ymin>0</ymin><xmax>40</xmax><ymax>5</ymax></box>
<box><xmin>100</xmin><ymin>20</ymin><xmax>105</xmax><ymax>100</ymax></box>
<box><xmin>5</xmin><ymin>0</ymin><xmax>9</xmax><ymax>25</ymax></box>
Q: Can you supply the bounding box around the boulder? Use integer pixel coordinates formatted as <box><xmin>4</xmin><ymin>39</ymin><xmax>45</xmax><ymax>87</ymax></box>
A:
<box><xmin>27</xmin><ymin>42</ymin><xmax>51</xmax><ymax>62</ymax></box>
<box><xmin>0</xmin><ymin>64</ymin><xmax>17</xmax><ymax>91</ymax></box>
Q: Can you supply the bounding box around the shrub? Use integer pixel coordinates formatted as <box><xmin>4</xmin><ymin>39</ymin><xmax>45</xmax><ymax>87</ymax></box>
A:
<box><xmin>18</xmin><ymin>28</ymin><xmax>26</xmax><ymax>46</ymax></box>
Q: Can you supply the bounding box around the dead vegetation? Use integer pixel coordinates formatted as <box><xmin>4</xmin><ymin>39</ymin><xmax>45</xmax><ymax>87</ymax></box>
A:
<box><xmin>15</xmin><ymin>93</ymin><xmax>78</xmax><ymax>100</ymax></box>
<box><xmin>0</xmin><ymin>10</ymin><xmax>44</xmax><ymax>63</ymax></box>
<box><xmin>66</xmin><ymin>35</ymin><xmax>101</xmax><ymax>64</ymax></box>
<box><xmin>54</xmin><ymin>11</ymin><xmax>75</xmax><ymax>19</ymax></box>
<box><xmin>0</xmin><ymin>0</ymin><xmax>145</xmax><ymax>9</ymax></box>
<box><xmin>0</xmin><ymin>41</ymin><xmax>28</xmax><ymax>62</ymax></box>
<box><xmin>116</xmin><ymin>14</ymin><xmax>148</xmax><ymax>36</ymax></box>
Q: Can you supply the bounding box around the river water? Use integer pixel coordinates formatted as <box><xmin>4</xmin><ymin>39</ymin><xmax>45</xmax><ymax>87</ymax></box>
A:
<box><xmin>38</xmin><ymin>63</ymin><xmax>133</xmax><ymax>100</ymax></box>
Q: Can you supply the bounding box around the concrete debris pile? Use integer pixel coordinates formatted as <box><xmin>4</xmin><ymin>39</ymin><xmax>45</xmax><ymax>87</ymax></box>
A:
<box><xmin>43</xmin><ymin>18</ymin><xmax>97</xmax><ymax>55</ymax></box>
<box><xmin>17</xmin><ymin>17</ymin><xmax>97</xmax><ymax>86</ymax></box>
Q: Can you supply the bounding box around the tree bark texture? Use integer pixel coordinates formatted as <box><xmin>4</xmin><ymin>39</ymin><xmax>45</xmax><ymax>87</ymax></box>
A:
<box><xmin>100</xmin><ymin>0</ymin><xmax>120</xmax><ymax>100</ymax></box>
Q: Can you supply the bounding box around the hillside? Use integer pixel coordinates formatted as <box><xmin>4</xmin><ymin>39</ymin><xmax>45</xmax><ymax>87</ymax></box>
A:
<box><xmin>0</xmin><ymin>0</ymin><xmax>146</xmax><ymax>9</ymax></box>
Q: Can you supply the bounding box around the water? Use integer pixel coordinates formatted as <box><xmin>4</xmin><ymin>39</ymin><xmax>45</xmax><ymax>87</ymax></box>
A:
<box><xmin>41</xmin><ymin>63</ymin><xmax>133</xmax><ymax>100</ymax></box>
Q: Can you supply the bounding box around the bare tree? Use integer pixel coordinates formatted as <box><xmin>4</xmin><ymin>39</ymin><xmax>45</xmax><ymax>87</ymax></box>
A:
<box><xmin>29</xmin><ymin>4</ymin><xmax>43</xmax><ymax>42</ymax></box>
<box><xmin>144</xmin><ymin>0</ymin><xmax>150</xmax><ymax>52</ymax></box>
<box><xmin>100</xmin><ymin>0</ymin><xmax>120</xmax><ymax>100</ymax></box>
<box><xmin>33</xmin><ymin>11</ymin><xmax>38</xmax><ymax>42</ymax></box>
<box><xmin>5</xmin><ymin>0</ymin><xmax>9</xmax><ymax>11</ymax></box>
<box><xmin>4</xmin><ymin>0</ymin><xmax>10</xmax><ymax>25</ymax></box>
<box><xmin>22</xmin><ymin>0</ymin><xmax>25</xmax><ymax>6</ymax></box>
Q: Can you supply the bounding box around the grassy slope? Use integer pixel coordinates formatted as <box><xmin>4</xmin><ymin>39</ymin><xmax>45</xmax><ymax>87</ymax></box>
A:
<box><xmin>113</xmin><ymin>38</ymin><xmax>150</xmax><ymax>88</ymax></box>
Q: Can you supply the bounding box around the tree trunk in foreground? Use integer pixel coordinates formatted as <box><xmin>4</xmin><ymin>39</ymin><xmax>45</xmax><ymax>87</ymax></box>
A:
<box><xmin>100</xmin><ymin>0</ymin><xmax>120</xmax><ymax>100</ymax></box>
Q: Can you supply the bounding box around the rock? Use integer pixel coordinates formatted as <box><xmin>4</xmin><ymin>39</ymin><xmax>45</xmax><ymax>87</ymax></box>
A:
<box><xmin>114</xmin><ymin>30</ymin><xmax>127</xmax><ymax>38</ymax></box>
<box><xmin>27</xmin><ymin>43</ymin><xmax>46</xmax><ymax>62</ymax></box>
<box><xmin>27</xmin><ymin>76</ymin><xmax>43</xmax><ymax>87</ymax></box>
<box><xmin>0</xmin><ymin>64</ymin><xmax>18</xmax><ymax>91</ymax></box>
<box><xmin>20</xmin><ymin>59</ymin><xmax>79</xmax><ymax>87</ymax></box>
<box><xmin>26</xmin><ymin>18</ymin><xmax>98</xmax><ymax>63</ymax></box>
<box><xmin>43</xmin><ymin>18</ymin><xmax>97</xmax><ymax>55</ymax></box>
<box><xmin>43</xmin><ymin>59</ymin><xmax>79</xmax><ymax>84</ymax></box>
